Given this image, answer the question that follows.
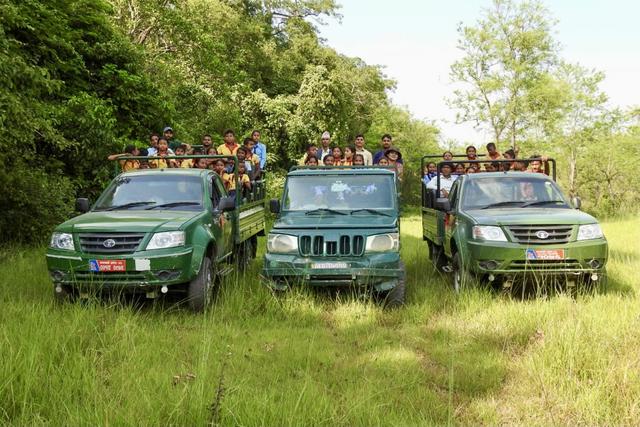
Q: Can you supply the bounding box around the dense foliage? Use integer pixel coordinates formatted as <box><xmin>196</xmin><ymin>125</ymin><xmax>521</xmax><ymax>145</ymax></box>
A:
<box><xmin>0</xmin><ymin>0</ymin><xmax>438</xmax><ymax>244</ymax></box>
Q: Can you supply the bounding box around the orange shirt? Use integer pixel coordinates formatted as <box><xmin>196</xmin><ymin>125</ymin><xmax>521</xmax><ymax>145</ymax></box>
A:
<box><xmin>217</xmin><ymin>143</ymin><xmax>239</xmax><ymax>156</ymax></box>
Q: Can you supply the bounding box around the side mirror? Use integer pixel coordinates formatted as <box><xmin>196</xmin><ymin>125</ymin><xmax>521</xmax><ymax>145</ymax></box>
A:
<box><xmin>435</xmin><ymin>198</ymin><xmax>451</xmax><ymax>212</ymax></box>
<box><xmin>76</xmin><ymin>198</ymin><xmax>90</xmax><ymax>213</ymax></box>
<box><xmin>269</xmin><ymin>199</ymin><xmax>281</xmax><ymax>214</ymax></box>
<box><xmin>218</xmin><ymin>196</ymin><xmax>236</xmax><ymax>213</ymax></box>
<box><xmin>572</xmin><ymin>196</ymin><xmax>582</xmax><ymax>210</ymax></box>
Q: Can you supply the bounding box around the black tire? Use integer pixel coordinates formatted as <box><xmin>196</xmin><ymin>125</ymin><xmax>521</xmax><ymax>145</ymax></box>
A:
<box><xmin>383</xmin><ymin>262</ymin><xmax>406</xmax><ymax>308</ymax></box>
<box><xmin>451</xmin><ymin>252</ymin><xmax>471</xmax><ymax>293</ymax></box>
<box><xmin>250</xmin><ymin>235</ymin><xmax>258</xmax><ymax>258</ymax></box>
<box><xmin>188</xmin><ymin>256</ymin><xmax>214</xmax><ymax>312</ymax></box>
<box><xmin>430</xmin><ymin>242</ymin><xmax>448</xmax><ymax>273</ymax></box>
<box><xmin>236</xmin><ymin>239</ymin><xmax>253</xmax><ymax>272</ymax></box>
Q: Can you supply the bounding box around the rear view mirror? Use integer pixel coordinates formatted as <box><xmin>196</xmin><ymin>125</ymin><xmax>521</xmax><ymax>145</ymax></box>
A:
<box><xmin>76</xmin><ymin>198</ymin><xmax>90</xmax><ymax>213</ymax></box>
<box><xmin>218</xmin><ymin>196</ymin><xmax>236</xmax><ymax>212</ymax></box>
<box><xmin>572</xmin><ymin>196</ymin><xmax>582</xmax><ymax>210</ymax></box>
<box><xmin>269</xmin><ymin>199</ymin><xmax>281</xmax><ymax>214</ymax></box>
<box><xmin>435</xmin><ymin>198</ymin><xmax>451</xmax><ymax>212</ymax></box>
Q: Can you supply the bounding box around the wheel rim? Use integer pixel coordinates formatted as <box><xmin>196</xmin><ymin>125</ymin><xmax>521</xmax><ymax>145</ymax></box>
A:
<box><xmin>454</xmin><ymin>268</ymin><xmax>461</xmax><ymax>293</ymax></box>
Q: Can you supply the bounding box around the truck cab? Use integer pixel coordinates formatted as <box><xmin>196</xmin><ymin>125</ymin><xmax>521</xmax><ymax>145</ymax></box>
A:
<box><xmin>263</xmin><ymin>166</ymin><xmax>405</xmax><ymax>305</ymax></box>
<box><xmin>46</xmin><ymin>158</ymin><xmax>266</xmax><ymax>311</ymax></box>
<box><xmin>422</xmin><ymin>157</ymin><xmax>608</xmax><ymax>292</ymax></box>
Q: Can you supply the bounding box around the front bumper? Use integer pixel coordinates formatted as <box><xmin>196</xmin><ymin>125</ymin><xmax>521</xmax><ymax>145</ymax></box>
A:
<box><xmin>46</xmin><ymin>247</ymin><xmax>195</xmax><ymax>291</ymax></box>
<box><xmin>467</xmin><ymin>238</ymin><xmax>608</xmax><ymax>276</ymax></box>
<box><xmin>262</xmin><ymin>252</ymin><xmax>402</xmax><ymax>291</ymax></box>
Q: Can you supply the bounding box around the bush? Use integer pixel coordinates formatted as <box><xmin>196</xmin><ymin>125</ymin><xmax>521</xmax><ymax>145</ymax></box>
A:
<box><xmin>0</xmin><ymin>164</ymin><xmax>75</xmax><ymax>244</ymax></box>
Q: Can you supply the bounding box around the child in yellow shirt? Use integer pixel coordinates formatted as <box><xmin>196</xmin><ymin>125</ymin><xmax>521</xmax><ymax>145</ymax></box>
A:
<box><xmin>107</xmin><ymin>144</ymin><xmax>140</xmax><ymax>172</ymax></box>
<box><xmin>149</xmin><ymin>138</ymin><xmax>170</xmax><ymax>169</ymax></box>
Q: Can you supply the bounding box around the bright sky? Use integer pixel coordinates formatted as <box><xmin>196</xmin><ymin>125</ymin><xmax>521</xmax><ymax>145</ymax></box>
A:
<box><xmin>318</xmin><ymin>0</ymin><xmax>640</xmax><ymax>144</ymax></box>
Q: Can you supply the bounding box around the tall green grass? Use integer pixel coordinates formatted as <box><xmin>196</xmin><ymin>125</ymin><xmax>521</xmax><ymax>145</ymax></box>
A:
<box><xmin>1</xmin><ymin>216</ymin><xmax>638</xmax><ymax>425</ymax></box>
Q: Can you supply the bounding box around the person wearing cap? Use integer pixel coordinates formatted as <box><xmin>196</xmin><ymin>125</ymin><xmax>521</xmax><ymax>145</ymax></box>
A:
<box><xmin>426</xmin><ymin>163</ymin><xmax>457</xmax><ymax>197</ymax></box>
<box><xmin>384</xmin><ymin>147</ymin><xmax>404</xmax><ymax>180</ymax></box>
<box><xmin>317</xmin><ymin>131</ymin><xmax>332</xmax><ymax>161</ymax></box>
<box><xmin>373</xmin><ymin>134</ymin><xmax>403</xmax><ymax>165</ymax></box>
<box><xmin>354</xmin><ymin>134</ymin><xmax>373</xmax><ymax>165</ymax></box>
<box><xmin>163</xmin><ymin>126</ymin><xmax>182</xmax><ymax>151</ymax></box>
<box><xmin>217</xmin><ymin>129</ymin><xmax>239</xmax><ymax>156</ymax></box>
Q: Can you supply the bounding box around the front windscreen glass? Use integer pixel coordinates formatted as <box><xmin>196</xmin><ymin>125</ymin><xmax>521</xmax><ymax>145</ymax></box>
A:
<box><xmin>461</xmin><ymin>176</ymin><xmax>569</xmax><ymax>210</ymax></box>
<box><xmin>94</xmin><ymin>174</ymin><xmax>203</xmax><ymax>211</ymax></box>
<box><xmin>283</xmin><ymin>175</ymin><xmax>395</xmax><ymax>211</ymax></box>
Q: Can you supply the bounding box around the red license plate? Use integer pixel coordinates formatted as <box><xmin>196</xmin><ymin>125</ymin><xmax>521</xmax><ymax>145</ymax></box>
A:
<box><xmin>526</xmin><ymin>249</ymin><xmax>565</xmax><ymax>260</ymax></box>
<box><xmin>89</xmin><ymin>259</ymin><xmax>127</xmax><ymax>272</ymax></box>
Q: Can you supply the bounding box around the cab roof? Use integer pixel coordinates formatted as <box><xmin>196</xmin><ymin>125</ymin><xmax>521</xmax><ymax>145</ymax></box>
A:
<box><xmin>464</xmin><ymin>171</ymin><xmax>553</xmax><ymax>181</ymax></box>
<box><xmin>287</xmin><ymin>167</ymin><xmax>396</xmax><ymax>177</ymax></box>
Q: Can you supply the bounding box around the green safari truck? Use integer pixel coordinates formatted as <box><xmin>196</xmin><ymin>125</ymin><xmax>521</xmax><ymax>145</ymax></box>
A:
<box><xmin>46</xmin><ymin>158</ymin><xmax>266</xmax><ymax>311</ymax></box>
<box><xmin>263</xmin><ymin>166</ymin><xmax>405</xmax><ymax>305</ymax></box>
<box><xmin>422</xmin><ymin>158</ymin><xmax>608</xmax><ymax>292</ymax></box>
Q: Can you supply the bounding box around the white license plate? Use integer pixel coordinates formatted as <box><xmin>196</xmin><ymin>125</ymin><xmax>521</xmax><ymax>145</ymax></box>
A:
<box><xmin>312</xmin><ymin>262</ymin><xmax>348</xmax><ymax>269</ymax></box>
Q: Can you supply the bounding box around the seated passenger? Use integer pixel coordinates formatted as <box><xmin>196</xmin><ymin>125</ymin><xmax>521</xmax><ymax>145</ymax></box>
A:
<box><xmin>465</xmin><ymin>145</ymin><xmax>477</xmax><ymax>161</ymax></box>
<box><xmin>454</xmin><ymin>163</ymin><xmax>465</xmax><ymax>175</ymax></box>
<box><xmin>107</xmin><ymin>144</ymin><xmax>140</xmax><ymax>172</ymax></box>
<box><xmin>237</xmin><ymin>161</ymin><xmax>252</xmax><ymax>194</ymax></box>
<box><xmin>422</xmin><ymin>162</ymin><xmax>438</xmax><ymax>186</ymax></box>
<box><xmin>241</xmin><ymin>140</ymin><xmax>261</xmax><ymax>179</ymax></box>
<box><xmin>194</xmin><ymin>157</ymin><xmax>208</xmax><ymax>169</ymax></box>
<box><xmin>149</xmin><ymin>138</ymin><xmax>170</xmax><ymax>169</ymax></box>
<box><xmin>465</xmin><ymin>166</ymin><xmax>478</xmax><ymax>174</ymax></box>
<box><xmin>513</xmin><ymin>160</ymin><xmax>528</xmax><ymax>172</ymax></box>
<box><xmin>213</xmin><ymin>159</ymin><xmax>230</xmax><ymax>190</ymax></box>
<box><xmin>426</xmin><ymin>163</ymin><xmax>457</xmax><ymax>197</ymax></box>
<box><xmin>443</xmin><ymin>151</ymin><xmax>453</xmax><ymax>161</ymax></box>
<box><xmin>304</xmin><ymin>155</ymin><xmax>319</xmax><ymax>166</ymax></box>
<box><xmin>343</xmin><ymin>145</ymin><xmax>355</xmax><ymax>166</ymax></box>
<box><xmin>378</xmin><ymin>156</ymin><xmax>390</xmax><ymax>166</ymax></box>
<box><xmin>299</xmin><ymin>143</ymin><xmax>318</xmax><ymax>166</ymax></box>
<box><xmin>323</xmin><ymin>154</ymin><xmax>335</xmax><ymax>166</ymax></box>
<box><xmin>353</xmin><ymin>153</ymin><xmax>365</xmax><ymax>166</ymax></box>
<box><xmin>384</xmin><ymin>147</ymin><xmax>404</xmax><ymax>179</ymax></box>
<box><xmin>502</xmin><ymin>148</ymin><xmax>516</xmax><ymax>171</ymax></box>
<box><xmin>486</xmin><ymin>142</ymin><xmax>501</xmax><ymax>160</ymax></box>
<box><xmin>138</xmin><ymin>148</ymin><xmax>150</xmax><ymax>169</ymax></box>
<box><xmin>174</xmin><ymin>144</ymin><xmax>194</xmax><ymax>168</ymax></box>
<box><xmin>528</xmin><ymin>154</ymin><xmax>549</xmax><ymax>175</ymax></box>
<box><xmin>332</xmin><ymin>146</ymin><xmax>344</xmax><ymax>164</ymax></box>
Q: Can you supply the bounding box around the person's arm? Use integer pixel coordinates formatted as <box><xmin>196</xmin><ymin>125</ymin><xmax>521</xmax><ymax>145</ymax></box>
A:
<box><xmin>258</xmin><ymin>143</ymin><xmax>267</xmax><ymax>169</ymax></box>
<box><xmin>107</xmin><ymin>153</ymin><xmax>128</xmax><ymax>160</ymax></box>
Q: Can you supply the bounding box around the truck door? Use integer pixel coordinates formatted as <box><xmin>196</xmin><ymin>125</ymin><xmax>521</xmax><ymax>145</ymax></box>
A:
<box><xmin>210</xmin><ymin>174</ymin><xmax>234</xmax><ymax>260</ymax></box>
<box><xmin>444</xmin><ymin>179</ymin><xmax>461</xmax><ymax>256</ymax></box>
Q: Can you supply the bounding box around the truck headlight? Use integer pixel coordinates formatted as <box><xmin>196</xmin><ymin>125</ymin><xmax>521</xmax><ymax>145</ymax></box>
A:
<box><xmin>267</xmin><ymin>234</ymin><xmax>298</xmax><ymax>254</ymax></box>
<box><xmin>577</xmin><ymin>224</ymin><xmax>604</xmax><ymax>241</ymax></box>
<box><xmin>50</xmin><ymin>232</ymin><xmax>75</xmax><ymax>251</ymax></box>
<box><xmin>472</xmin><ymin>226</ymin><xmax>507</xmax><ymax>242</ymax></box>
<box><xmin>145</xmin><ymin>231</ymin><xmax>185</xmax><ymax>250</ymax></box>
<box><xmin>365</xmin><ymin>233</ymin><xmax>400</xmax><ymax>253</ymax></box>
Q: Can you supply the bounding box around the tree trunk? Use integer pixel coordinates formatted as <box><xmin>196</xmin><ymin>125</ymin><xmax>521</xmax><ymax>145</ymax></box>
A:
<box><xmin>568</xmin><ymin>144</ymin><xmax>577</xmax><ymax>198</ymax></box>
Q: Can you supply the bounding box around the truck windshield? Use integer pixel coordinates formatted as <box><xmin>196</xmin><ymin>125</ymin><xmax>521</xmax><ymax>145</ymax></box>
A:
<box><xmin>461</xmin><ymin>176</ymin><xmax>569</xmax><ymax>210</ymax></box>
<box><xmin>283</xmin><ymin>175</ymin><xmax>395</xmax><ymax>212</ymax></box>
<box><xmin>94</xmin><ymin>175</ymin><xmax>203</xmax><ymax>211</ymax></box>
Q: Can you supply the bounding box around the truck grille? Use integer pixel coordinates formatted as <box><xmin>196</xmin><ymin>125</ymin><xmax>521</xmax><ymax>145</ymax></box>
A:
<box><xmin>79</xmin><ymin>233</ymin><xmax>145</xmax><ymax>254</ymax></box>
<box><xmin>509</xmin><ymin>259</ymin><xmax>581</xmax><ymax>270</ymax></box>
<box><xmin>507</xmin><ymin>225</ymin><xmax>573</xmax><ymax>245</ymax></box>
<box><xmin>299</xmin><ymin>235</ymin><xmax>364</xmax><ymax>257</ymax></box>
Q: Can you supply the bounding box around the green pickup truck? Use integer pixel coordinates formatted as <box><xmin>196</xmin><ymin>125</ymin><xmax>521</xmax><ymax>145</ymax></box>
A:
<box><xmin>46</xmin><ymin>156</ymin><xmax>266</xmax><ymax>311</ymax></box>
<box><xmin>263</xmin><ymin>166</ymin><xmax>405</xmax><ymax>305</ymax></box>
<box><xmin>422</xmin><ymin>158</ymin><xmax>608</xmax><ymax>292</ymax></box>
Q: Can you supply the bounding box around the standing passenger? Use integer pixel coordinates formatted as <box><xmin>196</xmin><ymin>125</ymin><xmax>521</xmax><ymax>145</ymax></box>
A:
<box><xmin>354</xmin><ymin>134</ymin><xmax>373</xmax><ymax>165</ymax></box>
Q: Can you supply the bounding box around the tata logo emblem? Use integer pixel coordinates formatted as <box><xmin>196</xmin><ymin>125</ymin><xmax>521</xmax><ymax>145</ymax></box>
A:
<box><xmin>535</xmin><ymin>230</ymin><xmax>550</xmax><ymax>239</ymax></box>
<box><xmin>103</xmin><ymin>239</ymin><xmax>116</xmax><ymax>248</ymax></box>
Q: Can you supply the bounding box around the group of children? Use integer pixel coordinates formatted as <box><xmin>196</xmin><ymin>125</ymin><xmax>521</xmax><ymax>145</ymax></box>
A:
<box><xmin>108</xmin><ymin>128</ymin><xmax>265</xmax><ymax>197</ymax></box>
<box><xmin>299</xmin><ymin>132</ymin><xmax>405</xmax><ymax>178</ymax></box>
<box><xmin>422</xmin><ymin>143</ymin><xmax>550</xmax><ymax>196</ymax></box>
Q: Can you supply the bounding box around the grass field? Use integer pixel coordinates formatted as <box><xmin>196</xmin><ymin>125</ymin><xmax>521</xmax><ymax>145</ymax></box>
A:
<box><xmin>1</xmin><ymin>215</ymin><xmax>639</xmax><ymax>426</ymax></box>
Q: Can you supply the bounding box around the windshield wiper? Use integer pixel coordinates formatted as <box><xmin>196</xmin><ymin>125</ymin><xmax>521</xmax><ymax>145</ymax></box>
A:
<box><xmin>101</xmin><ymin>201</ymin><xmax>155</xmax><ymax>211</ymax></box>
<box><xmin>520</xmin><ymin>200</ymin><xmax>566</xmax><ymax>208</ymax></box>
<box><xmin>146</xmin><ymin>201</ymin><xmax>200</xmax><ymax>210</ymax></box>
<box><xmin>305</xmin><ymin>208</ymin><xmax>347</xmax><ymax>216</ymax></box>
<box><xmin>350</xmin><ymin>208</ymin><xmax>391</xmax><ymax>217</ymax></box>
<box><xmin>479</xmin><ymin>201</ymin><xmax>525</xmax><ymax>209</ymax></box>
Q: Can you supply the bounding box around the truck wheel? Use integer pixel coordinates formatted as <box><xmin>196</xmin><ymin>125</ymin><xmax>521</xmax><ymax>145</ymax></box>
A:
<box><xmin>451</xmin><ymin>252</ymin><xmax>471</xmax><ymax>293</ymax></box>
<box><xmin>251</xmin><ymin>235</ymin><xmax>258</xmax><ymax>258</ymax></box>
<box><xmin>188</xmin><ymin>256</ymin><xmax>214</xmax><ymax>312</ymax></box>
<box><xmin>430</xmin><ymin>242</ymin><xmax>448</xmax><ymax>273</ymax></box>
<box><xmin>383</xmin><ymin>262</ymin><xmax>406</xmax><ymax>308</ymax></box>
<box><xmin>236</xmin><ymin>239</ymin><xmax>253</xmax><ymax>272</ymax></box>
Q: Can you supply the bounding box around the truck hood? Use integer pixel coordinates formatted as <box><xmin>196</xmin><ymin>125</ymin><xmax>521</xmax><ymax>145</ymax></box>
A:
<box><xmin>465</xmin><ymin>208</ymin><xmax>599</xmax><ymax>226</ymax></box>
<box><xmin>273</xmin><ymin>213</ymin><xmax>397</xmax><ymax>230</ymax></box>
<box><xmin>57</xmin><ymin>210</ymin><xmax>203</xmax><ymax>233</ymax></box>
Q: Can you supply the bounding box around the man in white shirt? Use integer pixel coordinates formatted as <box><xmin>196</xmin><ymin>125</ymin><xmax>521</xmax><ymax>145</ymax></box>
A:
<box><xmin>354</xmin><ymin>134</ymin><xmax>373</xmax><ymax>165</ymax></box>
<box><xmin>426</xmin><ymin>163</ymin><xmax>457</xmax><ymax>197</ymax></box>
